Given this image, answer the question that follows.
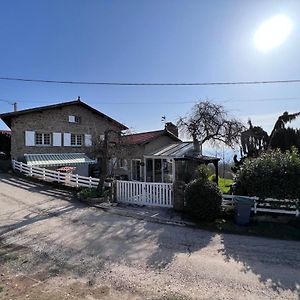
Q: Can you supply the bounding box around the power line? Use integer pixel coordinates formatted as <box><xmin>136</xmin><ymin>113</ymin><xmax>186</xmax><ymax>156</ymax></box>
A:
<box><xmin>1</xmin><ymin>76</ymin><xmax>300</xmax><ymax>86</ymax></box>
<box><xmin>0</xmin><ymin>99</ymin><xmax>13</xmax><ymax>104</ymax></box>
<box><xmin>1</xmin><ymin>96</ymin><xmax>300</xmax><ymax>105</ymax></box>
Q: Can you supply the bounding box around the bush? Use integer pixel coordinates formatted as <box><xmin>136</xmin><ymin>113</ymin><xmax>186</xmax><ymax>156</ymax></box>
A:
<box><xmin>79</xmin><ymin>187</ymin><xmax>110</xmax><ymax>199</ymax></box>
<box><xmin>185</xmin><ymin>178</ymin><xmax>222</xmax><ymax>221</ymax></box>
<box><xmin>196</xmin><ymin>164</ymin><xmax>210</xmax><ymax>181</ymax></box>
<box><xmin>234</xmin><ymin>148</ymin><xmax>300</xmax><ymax>200</ymax></box>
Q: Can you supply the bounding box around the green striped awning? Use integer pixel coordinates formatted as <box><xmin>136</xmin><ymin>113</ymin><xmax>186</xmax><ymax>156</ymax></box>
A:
<box><xmin>24</xmin><ymin>153</ymin><xmax>96</xmax><ymax>167</ymax></box>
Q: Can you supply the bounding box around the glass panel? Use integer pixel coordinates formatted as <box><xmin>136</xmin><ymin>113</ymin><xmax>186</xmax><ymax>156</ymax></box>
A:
<box><xmin>77</xmin><ymin>135</ymin><xmax>82</xmax><ymax>145</ymax></box>
<box><xmin>154</xmin><ymin>159</ymin><xmax>162</xmax><ymax>182</ymax></box>
<box><xmin>35</xmin><ymin>133</ymin><xmax>43</xmax><ymax>145</ymax></box>
<box><xmin>132</xmin><ymin>160</ymin><xmax>141</xmax><ymax>181</ymax></box>
<box><xmin>163</xmin><ymin>159</ymin><xmax>173</xmax><ymax>183</ymax></box>
<box><xmin>71</xmin><ymin>134</ymin><xmax>76</xmax><ymax>145</ymax></box>
<box><xmin>146</xmin><ymin>159</ymin><xmax>153</xmax><ymax>182</ymax></box>
<box><xmin>43</xmin><ymin>134</ymin><xmax>51</xmax><ymax>145</ymax></box>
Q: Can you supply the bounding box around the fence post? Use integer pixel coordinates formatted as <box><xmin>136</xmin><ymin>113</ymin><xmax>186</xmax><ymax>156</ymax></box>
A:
<box><xmin>296</xmin><ymin>209</ymin><xmax>299</xmax><ymax>217</ymax></box>
<box><xmin>173</xmin><ymin>180</ymin><xmax>185</xmax><ymax>211</ymax></box>
<box><xmin>30</xmin><ymin>166</ymin><xmax>33</xmax><ymax>177</ymax></box>
<box><xmin>57</xmin><ymin>171</ymin><xmax>61</xmax><ymax>183</ymax></box>
<box><xmin>20</xmin><ymin>162</ymin><xmax>23</xmax><ymax>173</ymax></box>
<box><xmin>254</xmin><ymin>201</ymin><xmax>257</xmax><ymax>214</ymax></box>
<box><xmin>76</xmin><ymin>174</ymin><xmax>79</xmax><ymax>188</ymax></box>
<box><xmin>12</xmin><ymin>160</ymin><xmax>15</xmax><ymax>170</ymax></box>
<box><xmin>43</xmin><ymin>168</ymin><xmax>46</xmax><ymax>180</ymax></box>
<box><xmin>89</xmin><ymin>177</ymin><xmax>92</xmax><ymax>188</ymax></box>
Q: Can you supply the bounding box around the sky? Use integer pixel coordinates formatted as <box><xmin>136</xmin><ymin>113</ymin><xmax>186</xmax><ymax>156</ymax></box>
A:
<box><xmin>0</xmin><ymin>0</ymin><xmax>300</xmax><ymax>148</ymax></box>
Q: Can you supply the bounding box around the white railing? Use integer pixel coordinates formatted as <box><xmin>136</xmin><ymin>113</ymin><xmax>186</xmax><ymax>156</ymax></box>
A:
<box><xmin>12</xmin><ymin>160</ymin><xmax>100</xmax><ymax>188</ymax></box>
<box><xmin>222</xmin><ymin>194</ymin><xmax>299</xmax><ymax>217</ymax></box>
<box><xmin>116</xmin><ymin>180</ymin><xmax>173</xmax><ymax>208</ymax></box>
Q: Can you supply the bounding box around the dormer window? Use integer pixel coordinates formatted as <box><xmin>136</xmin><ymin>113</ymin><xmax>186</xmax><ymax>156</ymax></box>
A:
<box><xmin>68</xmin><ymin>115</ymin><xmax>81</xmax><ymax>124</ymax></box>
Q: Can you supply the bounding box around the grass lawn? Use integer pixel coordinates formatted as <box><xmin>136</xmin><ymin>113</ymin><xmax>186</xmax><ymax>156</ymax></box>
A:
<box><xmin>209</xmin><ymin>176</ymin><xmax>233</xmax><ymax>194</ymax></box>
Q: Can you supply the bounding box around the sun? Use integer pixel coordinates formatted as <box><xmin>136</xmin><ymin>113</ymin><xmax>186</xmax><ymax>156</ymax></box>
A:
<box><xmin>254</xmin><ymin>15</ymin><xmax>292</xmax><ymax>52</ymax></box>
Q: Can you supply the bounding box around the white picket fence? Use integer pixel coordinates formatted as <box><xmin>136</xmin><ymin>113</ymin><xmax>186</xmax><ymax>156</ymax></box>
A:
<box><xmin>12</xmin><ymin>160</ymin><xmax>100</xmax><ymax>188</ymax></box>
<box><xmin>11</xmin><ymin>160</ymin><xmax>299</xmax><ymax>215</ymax></box>
<box><xmin>222</xmin><ymin>194</ymin><xmax>299</xmax><ymax>217</ymax></box>
<box><xmin>12</xmin><ymin>160</ymin><xmax>173</xmax><ymax>208</ymax></box>
<box><xmin>116</xmin><ymin>180</ymin><xmax>173</xmax><ymax>207</ymax></box>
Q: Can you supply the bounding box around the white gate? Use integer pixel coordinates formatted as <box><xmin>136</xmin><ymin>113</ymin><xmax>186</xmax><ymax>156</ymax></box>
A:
<box><xmin>116</xmin><ymin>180</ymin><xmax>173</xmax><ymax>207</ymax></box>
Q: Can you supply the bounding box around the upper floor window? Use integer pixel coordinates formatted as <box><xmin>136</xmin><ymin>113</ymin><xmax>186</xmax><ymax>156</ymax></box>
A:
<box><xmin>71</xmin><ymin>134</ymin><xmax>82</xmax><ymax>146</ymax></box>
<box><xmin>68</xmin><ymin>115</ymin><xmax>81</xmax><ymax>124</ymax></box>
<box><xmin>35</xmin><ymin>133</ymin><xmax>51</xmax><ymax>146</ymax></box>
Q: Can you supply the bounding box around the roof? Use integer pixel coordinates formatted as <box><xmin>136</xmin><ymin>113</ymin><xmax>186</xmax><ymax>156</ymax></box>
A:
<box><xmin>121</xmin><ymin>129</ymin><xmax>180</xmax><ymax>145</ymax></box>
<box><xmin>146</xmin><ymin>142</ymin><xmax>220</xmax><ymax>162</ymax></box>
<box><xmin>0</xmin><ymin>99</ymin><xmax>128</xmax><ymax>130</ymax></box>
<box><xmin>24</xmin><ymin>153</ymin><xmax>96</xmax><ymax>167</ymax></box>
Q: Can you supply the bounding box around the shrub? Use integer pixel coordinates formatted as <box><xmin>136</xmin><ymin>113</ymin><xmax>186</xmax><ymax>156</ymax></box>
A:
<box><xmin>79</xmin><ymin>187</ymin><xmax>110</xmax><ymax>199</ymax></box>
<box><xmin>196</xmin><ymin>164</ymin><xmax>210</xmax><ymax>181</ymax></box>
<box><xmin>234</xmin><ymin>148</ymin><xmax>300</xmax><ymax>200</ymax></box>
<box><xmin>185</xmin><ymin>178</ymin><xmax>222</xmax><ymax>221</ymax></box>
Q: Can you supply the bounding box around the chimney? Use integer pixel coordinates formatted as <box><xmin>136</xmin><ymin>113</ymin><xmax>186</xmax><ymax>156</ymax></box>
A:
<box><xmin>192</xmin><ymin>134</ymin><xmax>202</xmax><ymax>155</ymax></box>
<box><xmin>13</xmin><ymin>102</ymin><xmax>17</xmax><ymax>112</ymax></box>
<box><xmin>165</xmin><ymin>122</ymin><xmax>178</xmax><ymax>137</ymax></box>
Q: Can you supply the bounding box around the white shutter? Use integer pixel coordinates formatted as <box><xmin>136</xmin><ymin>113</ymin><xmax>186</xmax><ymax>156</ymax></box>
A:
<box><xmin>25</xmin><ymin>131</ymin><xmax>35</xmax><ymax>146</ymax></box>
<box><xmin>64</xmin><ymin>133</ymin><xmax>71</xmax><ymax>146</ymax></box>
<box><xmin>53</xmin><ymin>132</ymin><xmax>62</xmax><ymax>146</ymax></box>
<box><xmin>68</xmin><ymin>116</ymin><xmax>75</xmax><ymax>123</ymax></box>
<box><xmin>85</xmin><ymin>134</ymin><xmax>92</xmax><ymax>147</ymax></box>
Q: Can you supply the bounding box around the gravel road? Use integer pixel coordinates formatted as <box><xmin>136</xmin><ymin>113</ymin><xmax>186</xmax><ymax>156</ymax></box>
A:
<box><xmin>0</xmin><ymin>172</ymin><xmax>299</xmax><ymax>299</ymax></box>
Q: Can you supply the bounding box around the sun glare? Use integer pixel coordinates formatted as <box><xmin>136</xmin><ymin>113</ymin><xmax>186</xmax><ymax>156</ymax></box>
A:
<box><xmin>254</xmin><ymin>15</ymin><xmax>292</xmax><ymax>52</ymax></box>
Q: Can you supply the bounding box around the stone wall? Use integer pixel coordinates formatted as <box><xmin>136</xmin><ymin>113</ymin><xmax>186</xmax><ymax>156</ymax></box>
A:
<box><xmin>11</xmin><ymin>104</ymin><xmax>122</xmax><ymax>160</ymax></box>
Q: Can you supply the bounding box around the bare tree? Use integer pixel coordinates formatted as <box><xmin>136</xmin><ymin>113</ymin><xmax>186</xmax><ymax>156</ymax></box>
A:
<box><xmin>90</xmin><ymin>129</ymin><xmax>136</xmax><ymax>192</ymax></box>
<box><xmin>177</xmin><ymin>101</ymin><xmax>244</xmax><ymax>153</ymax></box>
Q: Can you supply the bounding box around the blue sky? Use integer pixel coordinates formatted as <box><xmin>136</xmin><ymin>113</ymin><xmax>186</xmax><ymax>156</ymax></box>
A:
<box><xmin>0</xmin><ymin>0</ymin><xmax>300</xmax><ymax>142</ymax></box>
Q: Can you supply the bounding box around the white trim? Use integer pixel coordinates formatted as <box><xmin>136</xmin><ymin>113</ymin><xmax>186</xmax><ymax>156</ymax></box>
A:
<box><xmin>84</xmin><ymin>134</ymin><xmax>92</xmax><ymax>147</ymax></box>
<box><xmin>64</xmin><ymin>133</ymin><xmax>71</xmax><ymax>146</ymax></box>
<box><xmin>25</xmin><ymin>131</ymin><xmax>35</xmax><ymax>146</ymax></box>
<box><xmin>53</xmin><ymin>132</ymin><xmax>62</xmax><ymax>147</ymax></box>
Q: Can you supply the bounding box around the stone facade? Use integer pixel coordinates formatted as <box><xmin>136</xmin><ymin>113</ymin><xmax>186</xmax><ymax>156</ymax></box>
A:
<box><xmin>10</xmin><ymin>104</ymin><xmax>122</xmax><ymax>160</ymax></box>
<box><xmin>123</xmin><ymin>135</ymin><xmax>177</xmax><ymax>181</ymax></box>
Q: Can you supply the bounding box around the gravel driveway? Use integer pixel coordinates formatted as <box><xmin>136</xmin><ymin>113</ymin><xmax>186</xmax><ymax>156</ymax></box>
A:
<box><xmin>0</xmin><ymin>172</ymin><xmax>299</xmax><ymax>299</ymax></box>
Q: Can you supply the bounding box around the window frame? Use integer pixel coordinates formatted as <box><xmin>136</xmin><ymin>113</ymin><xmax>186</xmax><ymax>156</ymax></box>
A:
<box><xmin>35</xmin><ymin>133</ymin><xmax>51</xmax><ymax>146</ymax></box>
<box><xmin>71</xmin><ymin>134</ymin><xmax>83</xmax><ymax>146</ymax></box>
<box><xmin>68</xmin><ymin>115</ymin><xmax>81</xmax><ymax>124</ymax></box>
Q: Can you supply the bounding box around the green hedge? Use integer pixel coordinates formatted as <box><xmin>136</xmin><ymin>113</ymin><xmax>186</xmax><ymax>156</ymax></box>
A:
<box><xmin>234</xmin><ymin>148</ymin><xmax>300</xmax><ymax>201</ymax></box>
<box><xmin>185</xmin><ymin>174</ymin><xmax>222</xmax><ymax>221</ymax></box>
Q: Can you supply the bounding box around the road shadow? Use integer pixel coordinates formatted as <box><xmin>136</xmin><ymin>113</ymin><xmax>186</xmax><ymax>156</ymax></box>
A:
<box><xmin>0</xmin><ymin>172</ymin><xmax>74</xmax><ymax>200</ymax></box>
<box><xmin>144</xmin><ymin>221</ymin><xmax>214</xmax><ymax>269</ymax></box>
<box><xmin>219</xmin><ymin>233</ymin><xmax>300</xmax><ymax>294</ymax></box>
<box><xmin>0</xmin><ymin>172</ymin><xmax>86</xmax><ymax>237</ymax></box>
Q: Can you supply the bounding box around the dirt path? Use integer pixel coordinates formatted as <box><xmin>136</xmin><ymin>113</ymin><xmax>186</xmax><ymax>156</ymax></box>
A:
<box><xmin>0</xmin><ymin>172</ymin><xmax>299</xmax><ymax>299</ymax></box>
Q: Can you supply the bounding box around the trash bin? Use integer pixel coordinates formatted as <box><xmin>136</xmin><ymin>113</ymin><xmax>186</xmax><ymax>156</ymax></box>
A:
<box><xmin>233</xmin><ymin>196</ymin><xmax>254</xmax><ymax>225</ymax></box>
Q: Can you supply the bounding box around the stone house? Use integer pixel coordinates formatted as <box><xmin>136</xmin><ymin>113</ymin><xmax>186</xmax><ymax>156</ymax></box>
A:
<box><xmin>117</xmin><ymin>122</ymin><xmax>181</xmax><ymax>182</ymax></box>
<box><xmin>0</xmin><ymin>98</ymin><xmax>127</xmax><ymax>176</ymax></box>
<box><xmin>119</xmin><ymin>121</ymin><xmax>220</xmax><ymax>184</ymax></box>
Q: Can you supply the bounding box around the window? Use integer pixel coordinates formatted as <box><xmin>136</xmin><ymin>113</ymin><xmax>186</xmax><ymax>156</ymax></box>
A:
<box><xmin>35</xmin><ymin>133</ymin><xmax>51</xmax><ymax>146</ymax></box>
<box><xmin>68</xmin><ymin>115</ymin><xmax>81</xmax><ymax>123</ymax></box>
<box><xmin>131</xmin><ymin>159</ymin><xmax>141</xmax><ymax>181</ymax></box>
<box><xmin>71</xmin><ymin>134</ymin><xmax>83</xmax><ymax>146</ymax></box>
